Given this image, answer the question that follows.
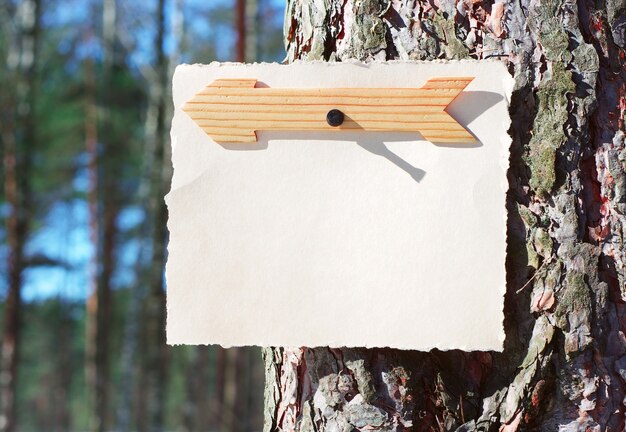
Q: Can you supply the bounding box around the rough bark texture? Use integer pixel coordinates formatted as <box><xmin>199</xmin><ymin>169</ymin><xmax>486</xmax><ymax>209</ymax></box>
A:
<box><xmin>265</xmin><ymin>0</ymin><xmax>626</xmax><ymax>430</ymax></box>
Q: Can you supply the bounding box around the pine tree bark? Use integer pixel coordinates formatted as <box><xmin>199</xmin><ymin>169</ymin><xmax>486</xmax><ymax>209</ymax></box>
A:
<box><xmin>264</xmin><ymin>0</ymin><xmax>626</xmax><ymax>430</ymax></box>
<box><xmin>0</xmin><ymin>0</ymin><xmax>40</xmax><ymax>430</ymax></box>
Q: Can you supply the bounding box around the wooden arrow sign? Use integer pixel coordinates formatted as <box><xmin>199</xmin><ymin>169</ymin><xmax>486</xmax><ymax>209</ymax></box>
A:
<box><xmin>182</xmin><ymin>77</ymin><xmax>476</xmax><ymax>144</ymax></box>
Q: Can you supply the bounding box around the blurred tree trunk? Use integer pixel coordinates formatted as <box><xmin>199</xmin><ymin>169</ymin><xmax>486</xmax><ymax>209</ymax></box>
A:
<box><xmin>0</xmin><ymin>0</ymin><xmax>40</xmax><ymax>430</ymax></box>
<box><xmin>53</xmin><ymin>303</ymin><xmax>73</xmax><ymax>431</ymax></box>
<box><xmin>235</xmin><ymin>0</ymin><xmax>246</xmax><ymax>62</ymax></box>
<box><xmin>182</xmin><ymin>346</ymin><xmax>209</xmax><ymax>431</ymax></box>
<box><xmin>214</xmin><ymin>346</ymin><xmax>227</xmax><ymax>428</ymax></box>
<box><xmin>141</xmin><ymin>0</ymin><xmax>170</xmax><ymax>429</ymax></box>
<box><xmin>85</xmin><ymin>0</ymin><xmax>118</xmax><ymax>430</ymax></box>
<box><xmin>84</xmin><ymin>27</ymin><xmax>100</xmax><ymax>432</ymax></box>
<box><xmin>245</xmin><ymin>0</ymin><xmax>259</xmax><ymax>62</ymax></box>
<box><xmin>222</xmin><ymin>348</ymin><xmax>243</xmax><ymax>432</ymax></box>
<box><xmin>264</xmin><ymin>0</ymin><xmax>626</xmax><ymax>430</ymax></box>
<box><xmin>117</xmin><ymin>1</ymin><xmax>183</xmax><ymax>430</ymax></box>
<box><xmin>244</xmin><ymin>348</ymin><xmax>264</xmax><ymax>431</ymax></box>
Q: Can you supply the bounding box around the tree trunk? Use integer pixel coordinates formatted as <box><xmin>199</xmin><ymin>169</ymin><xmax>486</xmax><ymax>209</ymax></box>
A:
<box><xmin>236</xmin><ymin>0</ymin><xmax>247</xmax><ymax>63</ymax></box>
<box><xmin>215</xmin><ymin>345</ymin><xmax>227</xmax><ymax>429</ymax></box>
<box><xmin>182</xmin><ymin>346</ymin><xmax>209</xmax><ymax>431</ymax></box>
<box><xmin>265</xmin><ymin>0</ymin><xmax>626</xmax><ymax>430</ymax></box>
<box><xmin>222</xmin><ymin>348</ymin><xmax>242</xmax><ymax>432</ymax></box>
<box><xmin>84</xmin><ymin>27</ymin><xmax>100</xmax><ymax>432</ymax></box>
<box><xmin>139</xmin><ymin>0</ymin><xmax>171</xmax><ymax>430</ymax></box>
<box><xmin>53</xmin><ymin>300</ymin><xmax>73</xmax><ymax>432</ymax></box>
<box><xmin>246</xmin><ymin>0</ymin><xmax>259</xmax><ymax>62</ymax></box>
<box><xmin>0</xmin><ymin>0</ymin><xmax>40</xmax><ymax>430</ymax></box>
<box><xmin>86</xmin><ymin>0</ymin><xmax>118</xmax><ymax>429</ymax></box>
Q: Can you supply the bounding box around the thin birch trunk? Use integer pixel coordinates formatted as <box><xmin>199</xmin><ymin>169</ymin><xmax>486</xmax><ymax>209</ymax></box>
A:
<box><xmin>264</xmin><ymin>0</ymin><xmax>626</xmax><ymax>430</ymax></box>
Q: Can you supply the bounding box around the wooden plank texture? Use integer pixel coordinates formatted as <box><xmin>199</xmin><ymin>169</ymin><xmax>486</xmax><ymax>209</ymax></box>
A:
<box><xmin>182</xmin><ymin>78</ymin><xmax>475</xmax><ymax>144</ymax></box>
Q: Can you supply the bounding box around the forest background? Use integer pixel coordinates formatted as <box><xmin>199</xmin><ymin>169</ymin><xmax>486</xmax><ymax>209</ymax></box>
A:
<box><xmin>0</xmin><ymin>0</ymin><xmax>285</xmax><ymax>430</ymax></box>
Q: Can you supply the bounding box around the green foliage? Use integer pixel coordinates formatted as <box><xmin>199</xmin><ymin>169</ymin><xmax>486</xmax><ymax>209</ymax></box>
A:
<box><xmin>17</xmin><ymin>299</ymin><xmax>86</xmax><ymax>430</ymax></box>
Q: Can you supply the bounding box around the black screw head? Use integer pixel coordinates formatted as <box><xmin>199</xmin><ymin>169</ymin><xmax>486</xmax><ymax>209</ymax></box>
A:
<box><xmin>326</xmin><ymin>109</ymin><xmax>344</xmax><ymax>127</ymax></box>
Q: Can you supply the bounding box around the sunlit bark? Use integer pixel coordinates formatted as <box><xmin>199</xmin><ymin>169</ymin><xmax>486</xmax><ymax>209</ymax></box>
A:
<box><xmin>265</xmin><ymin>0</ymin><xmax>626</xmax><ymax>430</ymax></box>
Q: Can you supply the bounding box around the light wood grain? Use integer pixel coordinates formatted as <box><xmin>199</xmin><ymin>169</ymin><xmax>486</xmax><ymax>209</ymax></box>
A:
<box><xmin>182</xmin><ymin>78</ymin><xmax>476</xmax><ymax>144</ymax></box>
